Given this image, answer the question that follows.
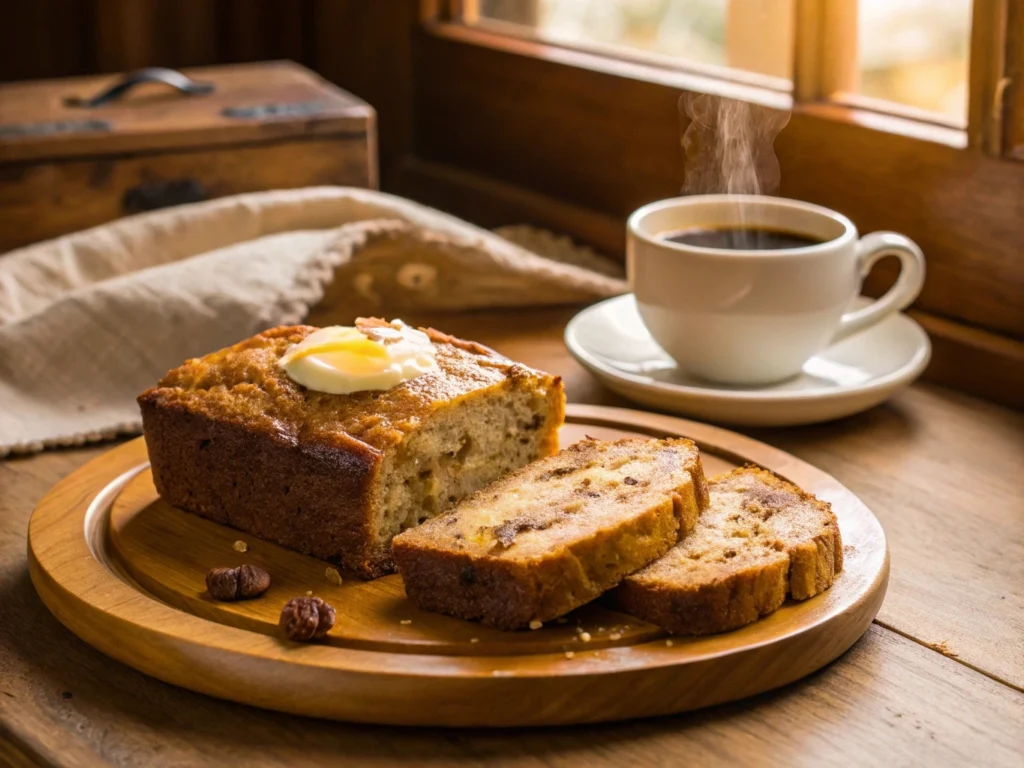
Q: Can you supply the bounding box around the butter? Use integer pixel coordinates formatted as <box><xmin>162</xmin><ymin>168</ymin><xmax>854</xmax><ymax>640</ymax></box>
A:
<box><xmin>278</xmin><ymin>321</ymin><xmax>438</xmax><ymax>394</ymax></box>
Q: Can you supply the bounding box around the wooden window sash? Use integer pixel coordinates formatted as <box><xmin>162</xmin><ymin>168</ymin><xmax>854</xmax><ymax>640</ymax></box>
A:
<box><xmin>429</xmin><ymin>21</ymin><xmax>793</xmax><ymax>109</ymax></box>
<box><xmin>998</xmin><ymin>0</ymin><xmax>1024</xmax><ymax>159</ymax></box>
<box><xmin>727</xmin><ymin>0</ymin><xmax>796</xmax><ymax>81</ymax></box>
<box><xmin>968</xmin><ymin>0</ymin><xmax>1010</xmax><ymax>154</ymax></box>
<box><xmin>450</xmin><ymin>8</ymin><xmax>791</xmax><ymax>95</ymax></box>
<box><xmin>447</xmin><ymin>0</ymin><xmax>994</xmax><ymax>147</ymax></box>
<box><xmin>428</xmin><ymin>21</ymin><xmax>966</xmax><ymax>148</ymax></box>
<box><xmin>456</xmin><ymin>0</ymin><xmax>820</xmax><ymax>99</ymax></box>
<box><xmin>792</xmin><ymin>0</ymin><xmax>858</xmax><ymax>103</ymax></box>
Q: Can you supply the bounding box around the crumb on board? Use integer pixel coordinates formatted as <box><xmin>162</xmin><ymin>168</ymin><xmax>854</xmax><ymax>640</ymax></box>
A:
<box><xmin>579</xmin><ymin>632</ymin><xmax>592</xmax><ymax>643</ymax></box>
<box><xmin>665</xmin><ymin>639</ymin><xmax>674</xmax><ymax>647</ymax></box>
<box><xmin>926</xmin><ymin>640</ymin><xmax>959</xmax><ymax>658</ymax></box>
<box><xmin>400</xmin><ymin>619</ymin><xmax>412</xmax><ymax>625</ymax></box>
<box><xmin>564</xmin><ymin>651</ymin><xmax>575</xmax><ymax>659</ymax></box>
<box><xmin>232</xmin><ymin>540</ymin><xmax>248</xmax><ymax>553</ymax></box>
<box><xmin>529</xmin><ymin>619</ymin><xmax>543</xmax><ymax>630</ymax></box>
<box><xmin>609</xmin><ymin>632</ymin><xmax>622</xmax><ymax>641</ymax></box>
<box><xmin>305</xmin><ymin>590</ymin><xmax>313</xmax><ymax>596</ymax></box>
<box><xmin>325</xmin><ymin>567</ymin><xmax>343</xmax><ymax>586</ymax></box>
<box><xmin>470</xmin><ymin>638</ymin><xmax>479</xmax><ymax>643</ymax></box>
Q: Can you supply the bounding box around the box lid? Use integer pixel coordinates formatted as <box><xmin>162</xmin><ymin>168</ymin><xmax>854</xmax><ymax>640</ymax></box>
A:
<box><xmin>0</xmin><ymin>61</ymin><xmax>374</xmax><ymax>164</ymax></box>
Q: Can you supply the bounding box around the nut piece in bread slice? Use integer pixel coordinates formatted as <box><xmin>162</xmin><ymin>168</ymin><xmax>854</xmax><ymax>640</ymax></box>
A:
<box><xmin>392</xmin><ymin>437</ymin><xmax>710</xmax><ymax>630</ymax></box>
<box><xmin>611</xmin><ymin>466</ymin><xmax>843</xmax><ymax>635</ymax></box>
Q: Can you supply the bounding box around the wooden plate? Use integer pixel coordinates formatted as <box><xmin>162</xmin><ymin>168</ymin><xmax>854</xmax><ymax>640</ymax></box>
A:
<box><xmin>28</xmin><ymin>404</ymin><xmax>888</xmax><ymax>727</ymax></box>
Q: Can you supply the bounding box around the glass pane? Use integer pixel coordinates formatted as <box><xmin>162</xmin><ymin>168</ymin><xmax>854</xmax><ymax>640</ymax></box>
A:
<box><xmin>474</xmin><ymin>0</ymin><xmax>794</xmax><ymax>81</ymax></box>
<box><xmin>857</xmin><ymin>0</ymin><xmax>972</xmax><ymax>123</ymax></box>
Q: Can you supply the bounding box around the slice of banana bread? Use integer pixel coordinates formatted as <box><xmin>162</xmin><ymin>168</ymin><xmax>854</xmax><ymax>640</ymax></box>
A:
<box><xmin>139</xmin><ymin>321</ymin><xmax>564</xmax><ymax>578</ymax></box>
<box><xmin>392</xmin><ymin>437</ymin><xmax>710</xmax><ymax>629</ymax></box>
<box><xmin>611</xmin><ymin>466</ymin><xmax>843</xmax><ymax>635</ymax></box>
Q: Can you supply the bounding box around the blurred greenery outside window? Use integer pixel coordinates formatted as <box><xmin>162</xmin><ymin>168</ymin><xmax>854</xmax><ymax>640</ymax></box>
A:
<box><xmin>475</xmin><ymin>0</ymin><xmax>972</xmax><ymax>125</ymax></box>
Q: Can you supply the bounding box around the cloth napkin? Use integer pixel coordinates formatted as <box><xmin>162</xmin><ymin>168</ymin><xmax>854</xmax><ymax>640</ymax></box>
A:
<box><xmin>0</xmin><ymin>187</ymin><xmax>626</xmax><ymax>457</ymax></box>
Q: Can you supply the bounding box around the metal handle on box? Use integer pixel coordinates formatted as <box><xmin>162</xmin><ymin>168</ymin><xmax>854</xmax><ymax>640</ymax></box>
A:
<box><xmin>65</xmin><ymin>68</ymin><xmax>215</xmax><ymax>109</ymax></box>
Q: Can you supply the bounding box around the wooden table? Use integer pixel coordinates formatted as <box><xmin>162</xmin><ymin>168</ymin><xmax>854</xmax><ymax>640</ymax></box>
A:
<box><xmin>2</xmin><ymin>308</ymin><xmax>1022</xmax><ymax>767</ymax></box>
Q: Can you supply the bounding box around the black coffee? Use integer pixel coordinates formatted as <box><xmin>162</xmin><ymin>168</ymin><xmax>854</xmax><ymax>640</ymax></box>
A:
<box><xmin>663</xmin><ymin>227</ymin><xmax>824</xmax><ymax>251</ymax></box>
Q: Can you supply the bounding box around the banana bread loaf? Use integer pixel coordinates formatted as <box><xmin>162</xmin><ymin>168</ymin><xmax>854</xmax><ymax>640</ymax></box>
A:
<box><xmin>139</xmin><ymin>321</ymin><xmax>565</xmax><ymax>578</ymax></box>
<box><xmin>392</xmin><ymin>437</ymin><xmax>710</xmax><ymax>629</ymax></box>
<box><xmin>611</xmin><ymin>466</ymin><xmax>843</xmax><ymax>635</ymax></box>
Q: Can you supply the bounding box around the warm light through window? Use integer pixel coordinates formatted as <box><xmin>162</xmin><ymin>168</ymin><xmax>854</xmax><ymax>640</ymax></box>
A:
<box><xmin>856</xmin><ymin>0</ymin><xmax>972</xmax><ymax>124</ymax></box>
<box><xmin>471</xmin><ymin>0</ymin><xmax>973</xmax><ymax>123</ymax></box>
<box><xmin>474</xmin><ymin>0</ymin><xmax>794</xmax><ymax>82</ymax></box>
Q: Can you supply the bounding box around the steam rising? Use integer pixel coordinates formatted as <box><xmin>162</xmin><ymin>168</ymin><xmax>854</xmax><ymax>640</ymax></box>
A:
<box><xmin>680</xmin><ymin>93</ymin><xmax>790</xmax><ymax>196</ymax></box>
<box><xmin>679</xmin><ymin>94</ymin><xmax>791</xmax><ymax>249</ymax></box>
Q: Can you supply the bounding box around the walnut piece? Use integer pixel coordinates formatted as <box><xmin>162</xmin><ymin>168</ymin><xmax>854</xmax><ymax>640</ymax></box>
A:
<box><xmin>206</xmin><ymin>564</ymin><xmax>271</xmax><ymax>601</ymax></box>
<box><xmin>280</xmin><ymin>596</ymin><xmax>336</xmax><ymax>642</ymax></box>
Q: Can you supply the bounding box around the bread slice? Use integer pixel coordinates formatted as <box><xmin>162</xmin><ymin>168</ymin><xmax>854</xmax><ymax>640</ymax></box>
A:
<box><xmin>611</xmin><ymin>466</ymin><xmax>843</xmax><ymax>635</ymax></box>
<box><xmin>392</xmin><ymin>437</ymin><xmax>710</xmax><ymax>630</ymax></box>
<box><xmin>139</xmin><ymin>320</ymin><xmax>564</xmax><ymax>579</ymax></box>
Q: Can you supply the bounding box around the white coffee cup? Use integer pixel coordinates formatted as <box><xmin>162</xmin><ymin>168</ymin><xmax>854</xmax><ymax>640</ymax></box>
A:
<box><xmin>627</xmin><ymin>195</ymin><xmax>926</xmax><ymax>386</ymax></box>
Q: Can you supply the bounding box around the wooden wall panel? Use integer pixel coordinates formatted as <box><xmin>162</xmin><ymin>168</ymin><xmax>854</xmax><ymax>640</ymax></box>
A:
<box><xmin>0</xmin><ymin>0</ymin><xmax>95</xmax><ymax>82</ymax></box>
<box><xmin>311</xmin><ymin>0</ymin><xmax>420</xmax><ymax>186</ymax></box>
<box><xmin>214</xmin><ymin>0</ymin><xmax>315</xmax><ymax>65</ymax></box>
<box><xmin>0</xmin><ymin>0</ymin><xmax>318</xmax><ymax>82</ymax></box>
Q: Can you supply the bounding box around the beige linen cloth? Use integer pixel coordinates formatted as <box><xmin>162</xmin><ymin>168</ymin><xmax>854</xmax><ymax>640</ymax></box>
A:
<box><xmin>0</xmin><ymin>187</ymin><xmax>626</xmax><ymax>457</ymax></box>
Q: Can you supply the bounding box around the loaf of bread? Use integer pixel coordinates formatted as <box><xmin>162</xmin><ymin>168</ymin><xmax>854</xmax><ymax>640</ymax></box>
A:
<box><xmin>612</xmin><ymin>466</ymin><xmax>843</xmax><ymax>635</ymax></box>
<box><xmin>139</xmin><ymin>321</ymin><xmax>565</xmax><ymax>578</ymax></box>
<box><xmin>392</xmin><ymin>437</ymin><xmax>710</xmax><ymax>629</ymax></box>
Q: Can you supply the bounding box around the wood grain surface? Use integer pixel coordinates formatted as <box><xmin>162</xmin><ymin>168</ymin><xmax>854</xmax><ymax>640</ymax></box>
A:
<box><xmin>2</xmin><ymin>307</ymin><xmax>1022</xmax><ymax>765</ymax></box>
<box><xmin>0</xmin><ymin>137</ymin><xmax>373</xmax><ymax>254</ymax></box>
<box><xmin>0</xmin><ymin>61</ymin><xmax>375</xmax><ymax>253</ymax></box>
<box><xmin>0</xmin><ymin>61</ymin><xmax>371</xmax><ymax>163</ymax></box>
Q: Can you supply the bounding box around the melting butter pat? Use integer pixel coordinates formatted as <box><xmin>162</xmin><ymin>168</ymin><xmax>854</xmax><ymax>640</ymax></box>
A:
<box><xmin>279</xmin><ymin>321</ymin><xmax>438</xmax><ymax>394</ymax></box>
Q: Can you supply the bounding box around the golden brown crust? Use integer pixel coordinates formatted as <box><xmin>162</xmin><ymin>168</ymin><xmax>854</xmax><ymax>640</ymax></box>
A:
<box><xmin>611</xmin><ymin>466</ymin><xmax>843</xmax><ymax>635</ymax></box>
<box><xmin>139</xmin><ymin>323</ymin><xmax>521</xmax><ymax>455</ymax></box>
<box><xmin>140</xmin><ymin>321</ymin><xmax>563</xmax><ymax>578</ymax></box>
<box><xmin>393</xmin><ymin>438</ymin><xmax>709</xmax><ymax>629</ymax></box>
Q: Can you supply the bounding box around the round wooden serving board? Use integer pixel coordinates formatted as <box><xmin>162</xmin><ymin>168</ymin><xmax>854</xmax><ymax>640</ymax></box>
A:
<box><xmin>28</xmin><ymin>404</ymin><xmax>888</xmax><ymax>727</ymax></box>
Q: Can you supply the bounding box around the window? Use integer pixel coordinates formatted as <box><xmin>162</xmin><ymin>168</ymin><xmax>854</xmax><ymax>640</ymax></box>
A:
<box><xmin>466</xmin><ymin>0</ymin><xmax>977</xmax><ymax>125</ymax></box>
<box><xmin>855</xmin><ymin>0</ymin><xmax>972</xmax><ymax>124</ymax></box>
<box><xmin>397</xmin><ymin>0</ymin><xmax>1023</xmax><ymax>408</ymax></box>
<box><xmin>470</xmin><ymin>0</ymin><xmax>793</xmax><ymax>84</ymax></box>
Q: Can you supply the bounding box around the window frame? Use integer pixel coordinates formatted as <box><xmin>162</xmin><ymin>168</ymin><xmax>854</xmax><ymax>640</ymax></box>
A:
<box><xmin>967</xmin><ymin>0</ymin><xmax>1016</xmax><ymax>153</ymax></box>
<box><xmin>312</xmin><ymin>0</ymin><xmax>1024</xmax><ymax>408</ymax></box>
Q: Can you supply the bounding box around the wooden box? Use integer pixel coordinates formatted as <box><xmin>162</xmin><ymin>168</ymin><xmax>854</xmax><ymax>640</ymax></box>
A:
<box><xmin>0</xmin><ymin>61</ymin><xmax>376</xmax><ymax>253</ymax></box>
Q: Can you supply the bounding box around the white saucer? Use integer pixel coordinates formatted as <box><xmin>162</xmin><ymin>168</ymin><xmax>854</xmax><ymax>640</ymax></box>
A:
<box><xmin>565</xmin><ymin>295</ymin><xmax>931</xmax><ymax>427</ymax></box>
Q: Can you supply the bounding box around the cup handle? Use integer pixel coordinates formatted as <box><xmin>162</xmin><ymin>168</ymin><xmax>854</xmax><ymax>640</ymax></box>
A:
<box><xmin>831</xmin><ymin>232</ymin><xmax>926</xmax><ymax>344</ymax></box>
